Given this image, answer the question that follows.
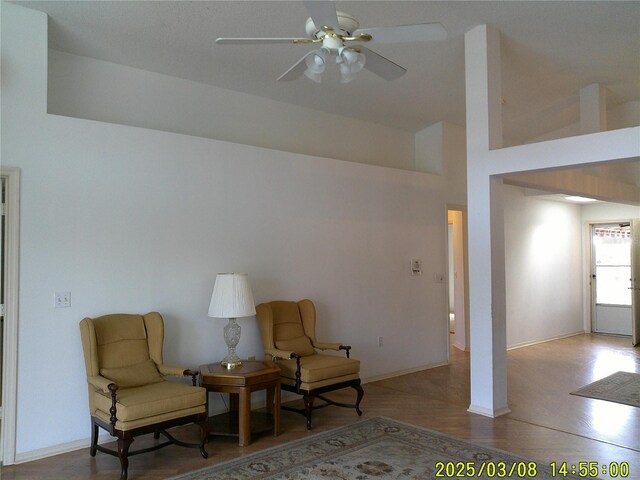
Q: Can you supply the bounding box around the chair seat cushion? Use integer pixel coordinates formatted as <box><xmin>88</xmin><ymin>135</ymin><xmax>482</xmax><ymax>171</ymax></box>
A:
<box><xmin>276</xmin><ymin>354</ymin><xmax>360</xmax><ymax>383</ymax></box>
<box><xmin>95</xmin><ymin>381</ymin><xmax>206</xmax><ymax>422</ymax></box>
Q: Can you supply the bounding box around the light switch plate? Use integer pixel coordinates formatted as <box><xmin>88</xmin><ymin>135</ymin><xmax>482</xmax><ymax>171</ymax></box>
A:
<box><xmin>411</xmin><ymin>259</ymin><xmax>422</xmax><ymax>275</ymax></box>
<box><xmin>55</xmin><ymin>291</ymin><xmax>71</xmax><ymax>308</ymax></box>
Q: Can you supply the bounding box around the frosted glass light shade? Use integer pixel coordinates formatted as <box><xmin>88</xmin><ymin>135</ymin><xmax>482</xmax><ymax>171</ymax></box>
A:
<box><xmin>208</xmin><ymin>273</ymin><xmax>256</xmax><ymax>319</ymax></box>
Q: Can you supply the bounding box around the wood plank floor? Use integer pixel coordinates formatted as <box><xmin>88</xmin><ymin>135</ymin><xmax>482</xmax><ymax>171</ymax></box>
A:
<box><xmin>2</xmin><ymin>333</ymin><xmax>638</xmax><ymax>479</ymax></box>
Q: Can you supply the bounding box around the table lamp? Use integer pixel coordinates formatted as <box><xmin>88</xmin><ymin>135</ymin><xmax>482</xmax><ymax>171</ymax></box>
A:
<box><xmin>208</xmin><ymin>273</ymin><xmax>256</xmax><ymax>368</ymax></box>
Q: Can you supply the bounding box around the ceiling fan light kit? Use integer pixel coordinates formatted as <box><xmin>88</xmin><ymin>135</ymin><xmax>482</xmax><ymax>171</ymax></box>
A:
<box><xmin>215</xmin><ymin>0</ymin><xmax>447</xmax><ymax>84</ymax></box>
<box><xmin>337</xmin><ymin>47</ymin><xmax>366</xmax><ymax>83</ymax></box>
<box><xmin>301</xmin><ymin>45</ymin><xmax>365</xmax><ymax>83</ymax></box>
<box><xmin>304</xmin><ymin>47</ymin><xmax>329</xmax><ymax>83</ymax></box>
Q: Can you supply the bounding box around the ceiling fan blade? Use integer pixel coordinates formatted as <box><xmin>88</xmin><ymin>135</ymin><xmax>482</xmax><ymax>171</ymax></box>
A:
<box><xmin>304</xmin><ymin>0</ymin><xmax>339</xmax><ymax>30</ymax></box>
<box><xmin>357</xmin><ymin>46</ymin><xmax>406</xmax><ymax>80</ymax></box>
<box><xmin>277</xmin><ymin>51</ymin><xmax>315</xmax><ymax>81</ymax></box>
<box><xmin>216</xmin><ymin>37</ymin><xmax>311</xmax><ymax>45</ymax></box>
<box><xmin>353</xmin><ymin>23</ymin><xmax>447</xmax><ymax>44</ymax></box>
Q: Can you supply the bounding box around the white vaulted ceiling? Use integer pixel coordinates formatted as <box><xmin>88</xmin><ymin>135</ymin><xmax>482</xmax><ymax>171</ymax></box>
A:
<box><xmin>15</xmin><ymin>0</ymin><xmax>640</xmax><ymax>146</ymax></box>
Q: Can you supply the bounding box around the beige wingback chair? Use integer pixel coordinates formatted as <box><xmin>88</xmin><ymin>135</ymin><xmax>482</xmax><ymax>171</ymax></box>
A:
<box><xmin>255</xmin><ymin>300</ymin><xmax>363</xmax><ymax>429</ymax></box>
<box><xmin>80</xmin><ymin>312</ymin><xmax>208</xmax><ymax>480</ymax></box>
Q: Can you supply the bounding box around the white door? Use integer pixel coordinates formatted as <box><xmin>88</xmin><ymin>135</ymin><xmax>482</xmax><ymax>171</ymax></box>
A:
<box><xmin>591</xmin><ymin>223</ymin><xmax>633</xmax><ymax>335</ymax></box>
<box><xmin>631</xmin><ymin>219</ymin><xmax>640</xmax><ymax>346</ymax></box>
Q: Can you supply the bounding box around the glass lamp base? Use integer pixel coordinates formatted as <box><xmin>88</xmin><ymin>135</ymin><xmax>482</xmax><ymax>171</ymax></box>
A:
<box><xmin>221</xmin><ymin>318</ymin><xmax>242</xmax><ymax>368</ymax></box>
<box><xmin>221</xmin><ymin>355</ymin><xmax>243</xmax><ymax>369</ymax></box>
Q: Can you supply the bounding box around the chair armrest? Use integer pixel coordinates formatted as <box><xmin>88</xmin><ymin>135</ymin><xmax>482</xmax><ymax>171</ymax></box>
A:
<box><xmin>87</xmin><ymin>376</ymin><xmax>119</xmax><ymax>428</ymax></box>
<box><xmin>339</xmin><ymin>345</ymin><xmax>352</xmax><ymax>358</ymax></box>
<box><xmin>183</xmin><ymin>369</ymin><xmax>199</xmax><ymax>386</ymax></box>
<box><xmin>265</xmin><ymin>348</ymin><xmax>297</xmax><ymax>360</ymax></box>
<box><xmin>157</xmin><ymin>364</ymin><xmax>199</xmax><ymax>386</ymax></box>
<box><xmin>310</xmin><ymin>342</ymin><xmax>352</xmax><ymax>358</ymax></box>
<box><xmin>312</xmin><ymin>341</ymin><xmax>342</xmax><ymax>351</ymax></box>
<box><xmin>87</xmin><ymin>375</ymin><xmax>117</xmax><ymax>394</ymax></box>
<box><xmin>107</xmin><ymin>383</ymin><xmax>119</xmax><ymax>427</ymax></box>
<box><xmin>290</xmin><ymin>353</ymin><xmax>303</xmax><ymax>393</ymax></box>
<box><xmin>157</xmin><ymin>364</ymin><xmax>190</xmax><ymax>376</ymax></box>
<box><xmin>265</xmin><ymin>350</ymin><xmax>303</xmax><ymax>392</ymax></box>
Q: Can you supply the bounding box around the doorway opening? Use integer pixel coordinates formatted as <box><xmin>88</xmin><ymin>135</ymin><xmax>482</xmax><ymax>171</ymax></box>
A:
<box><xmin>0</xmin><ymin>166</ymin><xmax>20</xmax><ymax>466</ymax></box>
<box><xmin>446</xmin><ymin>207</ymin><xmax>469</xmax><ymax>358</ymax></box>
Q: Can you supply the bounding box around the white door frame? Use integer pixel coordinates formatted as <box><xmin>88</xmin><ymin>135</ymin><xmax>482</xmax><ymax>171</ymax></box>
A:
<box><xmin>590</xmin><ymin>222</ymin><xmax>633</xmax><ymax>336</ymax></box>
<box><xmin>1</xmin><ymin>166</ymin><xmax>20</xmax><ymax>465</ymax></box>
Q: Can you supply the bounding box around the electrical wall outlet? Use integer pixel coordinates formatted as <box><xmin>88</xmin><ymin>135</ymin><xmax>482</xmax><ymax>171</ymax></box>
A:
<box><xmin>378</xmin><ymin>336</ymin><xmax>383</xmax><ymax>347</ymax></box>
<box><xmin>55</xmin><ymin>291</ymin><xmax>71</xmax><ymax>308</ymax></box>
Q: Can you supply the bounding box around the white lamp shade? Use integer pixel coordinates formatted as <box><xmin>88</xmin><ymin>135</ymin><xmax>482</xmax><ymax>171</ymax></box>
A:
<box><xmin>208</xmin><ymin>273</ymin><xmax>256</xmax><ymax>318</ymax></box>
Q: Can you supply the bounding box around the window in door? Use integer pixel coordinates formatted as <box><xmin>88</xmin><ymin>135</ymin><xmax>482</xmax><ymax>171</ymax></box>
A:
<box><xmin>592</xmin><ymin>224</ymin><xmax>632</xmax><ymax>335</ymax></box>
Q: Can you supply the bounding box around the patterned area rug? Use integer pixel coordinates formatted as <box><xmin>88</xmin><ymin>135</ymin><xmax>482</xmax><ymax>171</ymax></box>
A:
<box><xmin>571</xmin><ymin>371</ymin><xmax>640</xmax><ymax>407</ymax></box>
<box><xmin>168</xmin><ymin>417</ymin><xmax>580</xmax><ymax>479</ymax></box>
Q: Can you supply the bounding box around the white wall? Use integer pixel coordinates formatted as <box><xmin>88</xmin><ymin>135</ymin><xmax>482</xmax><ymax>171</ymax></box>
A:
<box><xmin>503</xmin><ymin>186</ymin><xmax>584</xmax><ymax>348</ymax></box>
<box><xmin>580</xmin><ymin>202</ymin><xmax>640</xmax><ymax>224</ymax></box>
<box><xmin>415</xmin><ymin>122</ymin><xmax>444</xmax><ymax>175</ymax></box>
<box><xmin>527</xmin><ymin>100</ymin><xmax>640</xmax><ymax>144</ymax></box>
<box><xmin>609</xmin><ymin>101</ymin><xmax>640</xmax><ymax>131</ymax></box>
<box><xmin>2</xmin><ymin>3</ymin><xmax>464</xmax><ymax>459</ymax></box>
<box><xmin>47</xmin><ymin>49</ymin><xmax>415</xmax><ymax>170</ymax></box>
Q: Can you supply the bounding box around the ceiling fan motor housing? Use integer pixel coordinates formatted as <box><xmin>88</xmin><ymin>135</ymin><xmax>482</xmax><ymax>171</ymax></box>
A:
<box><xmin>305</xmin><ymin>11</ymin><xmax>359</xmax><ymax>39</ymax></box>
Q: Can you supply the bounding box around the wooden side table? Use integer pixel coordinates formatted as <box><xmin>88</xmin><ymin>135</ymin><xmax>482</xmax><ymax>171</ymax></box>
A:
<box><xmin>199</xmin><ymin>360</ymin><xmax>281</xmax><ymax>446</ymax></box>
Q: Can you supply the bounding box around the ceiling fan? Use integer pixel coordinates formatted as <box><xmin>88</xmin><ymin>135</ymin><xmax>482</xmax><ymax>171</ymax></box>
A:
<box><xmin>215</xmin><ymin>0</ymin><xmax>447</xmax><ymax>83</ymax></box>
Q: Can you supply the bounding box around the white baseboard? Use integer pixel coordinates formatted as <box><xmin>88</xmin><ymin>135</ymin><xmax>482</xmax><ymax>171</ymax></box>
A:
<box><xmin>14</xmin><ymin>432</ymin><xmax>112</xmax><ymax>464</ymax></box>
<box><xmin>467</xmin><ymin>404</ymin><xmax>511</xmax><ymax>418</ymax></box>
<box><xmin>507</xmin><ymin>330</ymin><xmax>585</xmax><ymax>351</ymax></box>
<box><xmin>452</xmin><ymin>342</ymin><xmax>469</xmax><ymax>352</ymax></box>
<box><xmin>362</xmin><ymin>360</ymin><xmax>448</xmax><ymax>384</ymax></box>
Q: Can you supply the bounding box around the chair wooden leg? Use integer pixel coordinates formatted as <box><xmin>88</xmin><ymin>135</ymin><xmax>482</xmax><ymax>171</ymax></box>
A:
<box><xmin>117</xmin><ymin>435</ymin><xmax>134</xmax><ymax>480</ymax></box>
<box><xmin>153</xmin><ymin>431</ymin><xmax>160</xmax><ymax>440</ymax></box>
<box><xmin>198</xmin><ymin>417</ymin><xmax>209</xmax><ymax>459</ymax></box>
<box><xmin>303</xmin><ymin>395</ymin><xmax>314</xmax><ymax>430</ymax></box>
<box><xmin>90</xmin><ymin>420</ymin><xmax>99</xmax><ymax>457</ymax></box>
<box><xmin>354</xmin><ymin>383</ymin><xmax>364</xmax><ymax>416</ymax></box>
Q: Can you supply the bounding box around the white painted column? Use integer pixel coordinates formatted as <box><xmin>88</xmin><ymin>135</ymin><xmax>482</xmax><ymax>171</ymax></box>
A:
<box><xmin>465</xmin><ymin>26</ymin><xmax>503</xmax><ymax>153</ymax></box>
<box><xmin>465</xmin><ymin>25</ymin><xmax>511</xmax><ymax>417</ymax></box>
<box><xmin>580</xmin><ymin>83</ymin><xmax>607</xmax><ymax>134</ymax></box>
